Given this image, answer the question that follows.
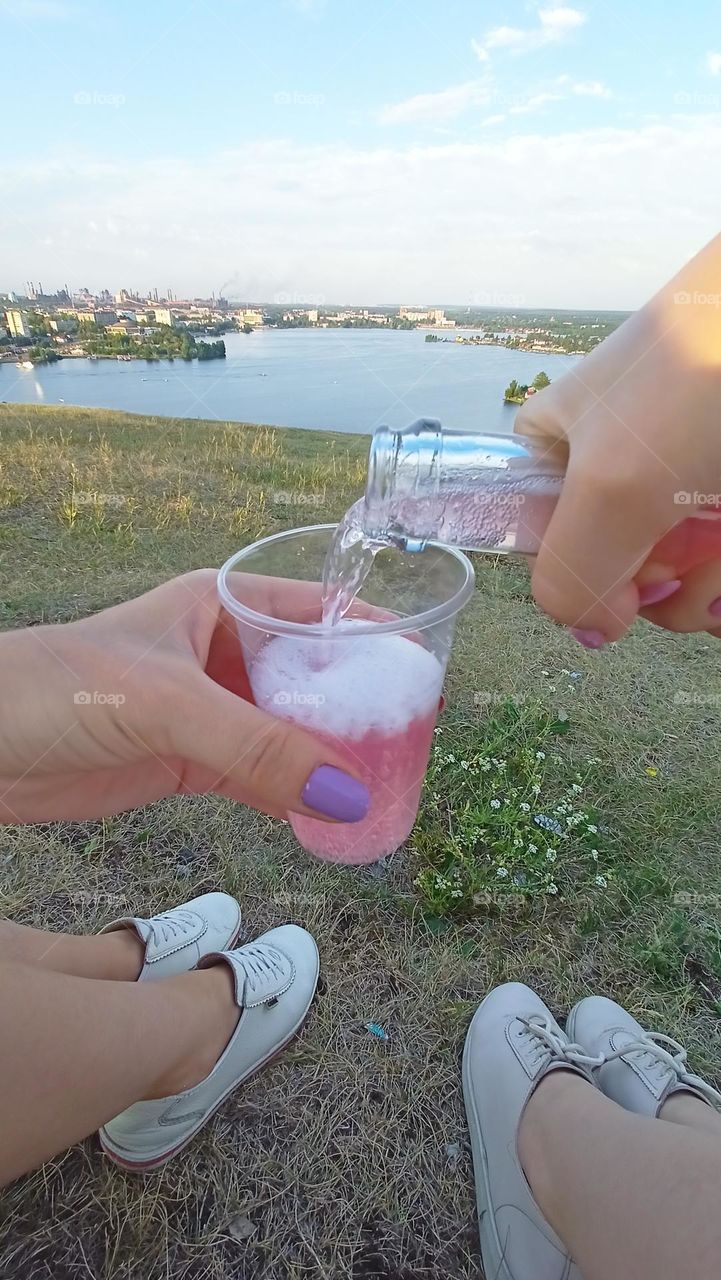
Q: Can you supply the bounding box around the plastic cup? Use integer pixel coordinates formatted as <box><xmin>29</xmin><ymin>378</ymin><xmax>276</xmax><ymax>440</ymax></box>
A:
<box><xmin>217</xmin><ymin>525</ymin><xmax>474</xmax><ymax>864</ymax></box>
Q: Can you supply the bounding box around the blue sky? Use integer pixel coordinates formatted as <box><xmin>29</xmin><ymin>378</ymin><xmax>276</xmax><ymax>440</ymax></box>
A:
<box><xmin>2</xmin><ymin>0</ymin><xmax>720</xmax><ymax>306</ymax></box>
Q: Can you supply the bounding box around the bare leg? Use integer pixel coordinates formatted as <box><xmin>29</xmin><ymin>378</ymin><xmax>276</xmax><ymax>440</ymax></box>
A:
<box><xmin>518</xmin><ymin>1071</ymin><xmax>721</xmax><ymax>1280</ymax></box>
<box><xmin>659</xmin><ymin>1090</ymin><xmax>721</xmax><ymax>1138</ymax></box>
<box><xmin>0</xmin><ymin>917</ymin><xmax>144</xmax><ymax>980</ymax></box>
<box><xmin>0</xmin><ymin>959</ymin><xmax>238</xmax><ymax>1186</ymax></box>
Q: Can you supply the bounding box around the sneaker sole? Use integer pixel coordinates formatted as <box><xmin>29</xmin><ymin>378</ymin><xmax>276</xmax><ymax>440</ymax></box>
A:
<box><xmin>100</xmin><ymin>943</ymin><xmax>318</xmax><ymax>1172</ymax></box>
<box><xmin>461</xmin><ymin>995</ymin><xmax>517</xmax><ymax>1280</ymax></box>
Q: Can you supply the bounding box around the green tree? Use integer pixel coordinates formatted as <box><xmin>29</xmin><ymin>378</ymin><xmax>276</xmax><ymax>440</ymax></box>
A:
<box><xmin>532</xmin><ymin>371</ymin><xmax>551</xmax><ymax>390</ymax></box>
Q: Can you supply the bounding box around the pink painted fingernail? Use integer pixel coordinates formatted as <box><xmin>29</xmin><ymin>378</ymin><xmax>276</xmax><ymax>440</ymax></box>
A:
<box><xmin>570</xmin><ymin>628</ymin><xmax>606</xmax><ymax>650</ymax></box>
<box><xmin>710</xmin><ymin>596</ymin><xmax>721</xmax><ymax>617</ymax></box>
<box><xmin>638</xmin><ymin>579</ymin><xmax>682</xmax><ymax>606</ymax></box>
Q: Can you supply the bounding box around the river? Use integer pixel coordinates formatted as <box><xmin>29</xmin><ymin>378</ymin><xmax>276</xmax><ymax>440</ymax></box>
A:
<box><xmin>0</xmin><ymin>328</ymin><xmax>580</xmax><ymax>435</ymax></box>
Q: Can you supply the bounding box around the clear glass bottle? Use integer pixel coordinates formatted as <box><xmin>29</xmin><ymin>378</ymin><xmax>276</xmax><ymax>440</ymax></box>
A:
<box><xmin>362</xmin><ymin>418</ymin><xmax>564</xmax><ymax>554</ymax></box>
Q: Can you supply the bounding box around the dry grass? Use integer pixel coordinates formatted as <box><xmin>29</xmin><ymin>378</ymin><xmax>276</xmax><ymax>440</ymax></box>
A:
<box><xmin>1</xmin><ymin>405</ymin><xmax>721</xmax><ymax>1279</ymax></box>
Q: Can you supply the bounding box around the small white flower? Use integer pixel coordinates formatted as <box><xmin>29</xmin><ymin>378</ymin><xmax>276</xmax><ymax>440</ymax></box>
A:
<box><xmin>490</xmin><ymin>798</ymin><xmax>501</xmax><ymax>809</ymax></box>
<box><xmin>513</xmin><ymin>837</ymin><xmax>523</xmax><ymax>848</ymax></box>
<box><xmin>520</xmin><ymin>802</ymin><xmax>531</xmax><ymax>812</ymax></box>
<box><xmin>591</xmin><ymin>850</ymin><xmax>599</xmax><ymax>861</ymax></box>
<box><xmin>496</xmin><ymin>867</ymin><xmax>509</xmax><ymax>878</ymax></box>
<box><xmin>548</xmin><ymin>685</ymin><xmax>556</xmax><ymax>693</ymax></box>
<box><xmin>542</xmin><ymin>669</ymin><xmax>550</xmax><ymax>676</ymax></box>
<box><xmin>460</xmin><ymin>760</ymin><xmax>469</xmax><ymax>770</ymax></box>
<box><xmin>594</xmin><ymin>874</ymin><xmax>608</xmax><ymax>888</ymax></box>
<box><xmin>527</xmin><ymin>843</ymin><xmax>538</xmax><ymax>854</ymax></box>
<box><xmin>546</xmin><ymin>849</ymin><xmax>557</xmax><ymax>862</ymax></box>
<box><xmin>587</xmin><ymin>824</ymin><xmax>598</xmax><ymax>834</ymax></box>
<box><xmin>547</xmin><ymin>882</ymin><xmax>559</xmax><ymax>895</ymax></box>
<box><xmin>571</xmin><ymin>783</ymin><xmax>583</xmax><ymax>794</ymax></box>
<box><xmin>535</xmin><ymin>751</ymin><xmax>546</xmax><ymax>760</ymax></box>
<box><xmin>531</xmin><ymin>782</ymin><xmax>541</xmax><ymax>795</ymax></box>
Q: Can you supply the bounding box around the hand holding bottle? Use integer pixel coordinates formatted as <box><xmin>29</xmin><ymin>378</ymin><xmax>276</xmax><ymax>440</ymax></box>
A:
<box><xmin>515</xmin><ymin>232</ymin><xmax>721</xmax><ymax>645</ymax></box>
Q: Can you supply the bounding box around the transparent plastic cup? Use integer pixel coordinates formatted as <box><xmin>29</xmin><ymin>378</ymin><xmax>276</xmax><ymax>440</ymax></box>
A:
<box><xmin>218</xmin><ymin>525</ymin><xmax>474</xmax><ymax>864</ymax></box>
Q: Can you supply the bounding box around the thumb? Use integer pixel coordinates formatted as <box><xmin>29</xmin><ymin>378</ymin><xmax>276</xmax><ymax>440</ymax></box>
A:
<box><xmin>531</xmin><ymin>444</ymin><xmax>677</xmax><ymax>644</ymax></box>
<box><xmin>170</xmin><ymin>677</ymin><xmax>370</xmax><ymax>822</ymax></box>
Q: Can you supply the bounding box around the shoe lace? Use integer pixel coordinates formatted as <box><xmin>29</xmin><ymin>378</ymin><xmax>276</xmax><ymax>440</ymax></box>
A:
<box><xmin>234</xmin><ymin>943</ymin><xmax>287</xmax><ymax>996</ymax></box>
<box><xmin>518</xmin><ymin>1013</ymin><xmax>605</xmax><ymax>1072</ymax></box>
<box><xmin>148</xmin><ymin>908</ymin><xmax>200</xmax><ymax>947</ymax></box>
<box><xmin>604</xmin><ymin>1031</ymin><xmax>721</xmax><ymax>1110</ymax></box>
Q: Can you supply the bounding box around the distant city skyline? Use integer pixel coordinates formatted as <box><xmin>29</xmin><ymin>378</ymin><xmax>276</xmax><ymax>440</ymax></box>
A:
<box><xmin>2</xmin><ymin>0</ymin><xmax>720</xmax><ymax>309</ymax></box>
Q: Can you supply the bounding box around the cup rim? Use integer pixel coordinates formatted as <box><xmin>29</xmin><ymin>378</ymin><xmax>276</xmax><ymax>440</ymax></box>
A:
<box><xmin>217</xmin><ymin>522</ymin><xmax>475</xmax><ymax>638</ymax></box>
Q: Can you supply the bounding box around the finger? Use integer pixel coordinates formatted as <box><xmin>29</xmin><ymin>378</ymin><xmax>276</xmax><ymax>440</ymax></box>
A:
<box><xmin>168</xmin><ymin>675</ymin><xmax>370</xmax><ymax>823</ymax></box>
<box><xmin>641</xmin><ymin>560</ymin><xmax>721</xmax><ymax>633</ymax></box>
<box><xmin>531</xmin><ymin>446</ymin><xmax>676</xmax><ymax>643</ymax></box>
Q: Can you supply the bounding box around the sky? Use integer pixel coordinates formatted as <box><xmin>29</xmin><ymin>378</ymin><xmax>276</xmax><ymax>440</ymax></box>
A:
<box><xmin>1</xmin><ymin>0</ymin><xmax>720</xmax><ymax>308</ymax></box>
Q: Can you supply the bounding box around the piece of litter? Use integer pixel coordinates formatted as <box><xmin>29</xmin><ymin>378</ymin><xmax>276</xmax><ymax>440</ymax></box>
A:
<box><xmin>227</xmin><ymin>1214</ymin><xmax>256</xmax><ymax>1243</ymax></box>
<box><xmin>367</xmin><ymin>858</ymin><xmax>388</xmax><ymax>880</ymax></box>
<box><xmin>365</xmin><ymin>1022</ymin><xmax>389</xmax><ymax>1041</ymax></box>
<box><xmin>534</xmin><ymin>814</ymin><xmax>563</xmax><ymax>835</ymax></box>
<box><xmin>445</xmin><ymin>1142</ymin><xmax>461</xmax><ymax>1170</ymax></box>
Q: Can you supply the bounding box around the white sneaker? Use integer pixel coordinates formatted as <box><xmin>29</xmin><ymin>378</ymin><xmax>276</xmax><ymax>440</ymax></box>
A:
<box><xmin>567</xmin><ymin>995</ymin><xmax>721</xmax><ymax>1116</ymax></box>
<box><xmin>99</xmin><ymin>892</ymin><xmax>242</xmax><ymax>981</ymax></box>
<box><xmin>462</xmin><ymin>983</ymin><xmax>602</xmax><ymax>1280</ymax></box>
<box><xmin>99</xmin><ymin>924</ymin><xmax>319</xmax><ymax>1170</ymax></box>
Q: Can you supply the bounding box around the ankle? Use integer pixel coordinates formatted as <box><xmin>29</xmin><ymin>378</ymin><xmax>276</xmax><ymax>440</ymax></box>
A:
<box><xmin>659</xmin><ymin>1091</ymin><xmax>721</xmax><ymax>1137</ymax></box>
<box><xmin>148</xmin><ymin>966</ymin><xmax>239</xmax><ymax>1099</ymax></box>
<box><xmin>518</xmin><ymin>1069</ymin><xmax>598</xmax><ymax>1228</ymax></box>
<box><xmin>97</xmin><ymin>928</ymin><xmax>145</xmax><ymax>981</ymax></box>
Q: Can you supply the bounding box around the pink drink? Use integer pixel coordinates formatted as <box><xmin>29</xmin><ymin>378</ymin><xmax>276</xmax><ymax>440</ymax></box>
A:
<box><xmin>249</xmin><ymin>627</ymin><xmax>444</xmax><ymax>864</ymax></box>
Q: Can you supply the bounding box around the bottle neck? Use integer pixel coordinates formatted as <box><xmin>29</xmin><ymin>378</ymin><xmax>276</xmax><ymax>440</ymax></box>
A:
<box><xmin>363</xmin><ymin>419</ymin><xmax>565</xmax><ymax>552</ymax></box>
<box><xmin>364</xmin><ymin>418</ymin><xmax>443</xmax><ymax>544</ymax></box>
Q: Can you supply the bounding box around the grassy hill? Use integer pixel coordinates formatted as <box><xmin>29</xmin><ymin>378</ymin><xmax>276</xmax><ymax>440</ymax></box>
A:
<box><xmin>1</xmin><ymin>404</ymin><xmax>720</xmax><ymax>1279</ymax></box>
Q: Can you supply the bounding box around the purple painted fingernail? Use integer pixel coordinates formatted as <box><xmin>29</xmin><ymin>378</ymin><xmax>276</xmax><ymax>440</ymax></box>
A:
<box><xmin>570</xmin><ymin>628</ymin><xmax>606</xmax><ymax>650</ymax></box>
<box><xmin>638</xmin><ymin>579</ymin><xmax>682</xmax><ymax>606</ymax></box>
<box><xmin>710</xmin><ymin>596</ymin><xmax>721</xmax><ymax>617</ymax></box>
<box><xmin>301</xmin><ymin>765</ymin><xmax>370</xmax><ymax>822</ymax></box>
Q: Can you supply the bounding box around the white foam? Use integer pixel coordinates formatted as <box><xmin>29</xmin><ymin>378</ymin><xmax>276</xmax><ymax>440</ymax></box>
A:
<box><xmin>250</xmin><ymin>623</ymin><xmax>444</xmax><ymax>735</ymax></box>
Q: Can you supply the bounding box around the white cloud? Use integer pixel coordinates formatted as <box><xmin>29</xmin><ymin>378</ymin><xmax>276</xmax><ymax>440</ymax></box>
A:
<box><xmin>572</xmin><ymin>80</ymin><xmax>612</xmax><ymax>97</ymax></box>
<box><xmin>707</xmin><ymin>51</ymin><xmax>721</xmax><ymax>76</ymax></box>
<box><xmin>378</xmin><ymin>80</ymin><xmax>492</xmax><ymax>125</ymax></box>
<box><xmin>474</xmin><ymin>6</ymin><xmax>586</xmax><ymax>59</ymax></box>
<box><xmin>509</xmin><ymin>92</ymin><xmax>563</xmax><ymax>115</ymax></box>
<box><xmin>480</xmin><ymin>114</ymin><xmax>506</xmax><ymax>127</ymax></box>
<box><xmin>1</xmin><ymin>119</ymin><xmax>719</xmax><ymax>308</ymax></box>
